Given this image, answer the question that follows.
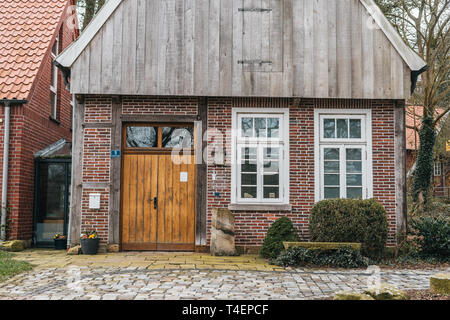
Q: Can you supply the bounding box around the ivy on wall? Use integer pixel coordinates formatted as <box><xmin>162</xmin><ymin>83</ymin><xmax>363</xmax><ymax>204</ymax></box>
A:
<box><xmin>412</xmin><ymin>116</ymin><xmax>436</xmax><ymax>205</ymax></box>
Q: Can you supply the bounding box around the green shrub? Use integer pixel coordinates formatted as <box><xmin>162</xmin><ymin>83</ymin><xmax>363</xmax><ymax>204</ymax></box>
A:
<box><xmin>274</xmin><ymin>246</ymin><xmax>368</xmax><ymax>268</ymax></box>
<box><xmin>411</xmin><ymin>217</ymin><xmax>450</xmax><ymax>260</ymax></box>
<box><xmin>309</xmin><ymin>199</ymin><xmax>388</xmax><ymax>258</ymax></box>
<box><xmin>260</xmin><ymin>217</ymin><xmax>300</xmax><ymax>260</ymax></box>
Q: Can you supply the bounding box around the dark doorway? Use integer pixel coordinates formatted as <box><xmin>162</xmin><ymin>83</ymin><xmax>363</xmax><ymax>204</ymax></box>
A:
<box><xmin>33</xmin><ymin>159</ymin><xmax>71</xmax><ymax>247</ymax></box>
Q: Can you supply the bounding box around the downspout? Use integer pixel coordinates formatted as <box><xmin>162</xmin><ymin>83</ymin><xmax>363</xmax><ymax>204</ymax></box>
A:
<box><xmin>0</xmin><ymin>99</ymin><xmax>27</xmax><ymax>241</ymax></box>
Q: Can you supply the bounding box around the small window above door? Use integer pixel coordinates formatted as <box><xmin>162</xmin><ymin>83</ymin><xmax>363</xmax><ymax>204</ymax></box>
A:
<box><xmin>124</xmin><ymin>123</ymin><xmax>194</xmax><ymax>151</ymax></box>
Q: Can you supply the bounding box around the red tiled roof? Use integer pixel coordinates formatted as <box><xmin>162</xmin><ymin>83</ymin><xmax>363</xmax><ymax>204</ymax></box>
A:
<box><xmin>0</xmin><ymin>0</ymin><xmax>70</xmax><ymax>100</ymax></box>
<box><xmin>406</xmin><ymin>106</ymin><xmax>445</xmax><ymax>150</ymax></box>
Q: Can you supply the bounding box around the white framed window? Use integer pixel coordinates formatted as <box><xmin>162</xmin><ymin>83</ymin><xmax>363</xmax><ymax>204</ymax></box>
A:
<box><xmin>50</xmin><ymin>34</ymin><xmax>59</xmax><ymax>119</ymax></box>
<box><xmin>231</xmin><ymin>108</ymin><xmax>289</xmax><ymax>205</ymax></box>
<box><xmin>314</xmin><ymin>109</ymin><xmax>373</xmax><ymax>202</ymax></box>
<box><xmin>434</xmin><ymin>162</ymin><xmax>442</xmax><ymax>176</ymax></box>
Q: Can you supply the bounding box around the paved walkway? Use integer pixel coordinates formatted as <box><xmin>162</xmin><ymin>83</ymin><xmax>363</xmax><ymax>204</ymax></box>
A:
<box><xmin>0</xmin><ymin>250</ymin><xmax>447</xmax><ymax>300</ymax></box>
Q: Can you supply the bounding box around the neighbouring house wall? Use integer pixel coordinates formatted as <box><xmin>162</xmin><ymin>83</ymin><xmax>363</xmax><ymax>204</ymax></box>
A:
<box><xmin>77</xmin><ymin>95</ymin><xmax>399</xmax><ymax>248</ymax></box>
<box><xmin>0</xmin><ymin>15</ymin><xmax>76</xmax><ymax>240</ymax></box>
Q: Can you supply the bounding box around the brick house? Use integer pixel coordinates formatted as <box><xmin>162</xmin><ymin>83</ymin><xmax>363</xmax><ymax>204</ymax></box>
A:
<box><xmin>56</xmin><ymin>0</ymin><xmax>427</xmax><ymax>252</ymax></box>
<box><xmin>0</xmin><ymin>0</ymin><xmax>78</xmax><ymax>243</ymax></box>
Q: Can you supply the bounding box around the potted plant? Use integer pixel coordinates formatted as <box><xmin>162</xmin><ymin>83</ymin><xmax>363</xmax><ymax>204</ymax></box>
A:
<box><xmin>80</xmin><ymin>230</ymin><xmax>100</xmax><ymax>255</ymax></box>
<box><xmin>53</xmin><ymin>234</ymin><xmax>67</xmax><ymax>250</ymax></box>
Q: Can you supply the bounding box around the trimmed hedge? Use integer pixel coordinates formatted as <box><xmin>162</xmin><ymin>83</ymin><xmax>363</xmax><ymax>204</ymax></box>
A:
<box><xmin>309</xmin><ymin>199</ymin><xmax>388</xmax><ymax>258</ymax></box>
<box><xmin>274</xmin><ymin>246</ymin><xmax>368</xmax><ymax>268</ymax></box>
<box><xmin>260</xmin><ymin>217</ymin><xmax>300</xmax><ymax>260</ymax></box>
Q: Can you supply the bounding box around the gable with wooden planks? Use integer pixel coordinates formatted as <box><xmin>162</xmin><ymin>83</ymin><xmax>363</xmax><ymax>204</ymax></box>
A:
<box><xmin>58</xmin><ymin>0</ymin><xmax>426</xmax><ymax>99</ymax></box>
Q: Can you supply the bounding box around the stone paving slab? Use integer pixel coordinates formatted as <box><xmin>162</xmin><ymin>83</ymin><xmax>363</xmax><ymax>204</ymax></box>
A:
<box><xmin>0</xmin><ymin>267</ymin><xmax>445</xmax><ymax>300</ymax></box>
<box><xmin>11</xmin><ymin>249</ymin><xmax>274</xmax><ymax>271</ymax></box>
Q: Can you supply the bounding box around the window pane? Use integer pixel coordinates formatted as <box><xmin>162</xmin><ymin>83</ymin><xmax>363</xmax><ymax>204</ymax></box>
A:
<box><xmin>162</xmin><ymin>127</ymin><xmax>194</xmax><ymax>148</ymax></box>
<box><xmin>264</xmin><ymin>160</ymin><xmax>279</xmax><ymax>173</ymax></box>
<box><xmin>241</xmin><ymin>161</ymin><xmax>257</xmax><ymax>173</ymax></box>
<box><xmin>264</xmin><ymin>174</ymin><xmax>279</xmax><ymax>185</ymax></box>
<box><xmin>241</xmin><ymin>187</ymin><xmax>257</xmax><ymax>199</ymax></box>
<box><xmin>347</xmin><ymin>174</ymin><xmax>362</xmax><ymax>186</ymax></box>
<box><xmin>323</xmin><ymin>119</ymin><xmax>335</xmax><ymax>138</ymax></box>
<box><xmin>336</xmin><ymin>119</ymin><xmax>349</xmax><ymax>138</ymax></box>
<box><xmin>241</xmin><ymin>118</ymin><xmax>253</xmax><ymax>137</ymax></box>
<box><xmin>50</xmin><ymin>92</ymin><xmax>56</xmax><ymax>117</ymax></box>
<box><xmin>324</xmin><ymin>148</ymin><xmax>339</xmax><ymax>160</ymax></box>
<box><xmin>324</xmin><ymin>161</ymin><xmax>339</xmax><ymax>173</ymax></box>
<box><xmin>264</xmin><ymin>147</ymin><xmax>279</xmax><ymax>160</ymax></box>
<box><xmin>127</xmin><ymin>127</ymin><xmax>158</xmax><ymax>148</ymax></box>
<box><xmin>255</xmin><ymin>118</ymin><xmax>267</xmax><ymax>137</ymax></box>
<box><xmin>264</xmin><ymin>187</ymin><xmax>279</xmax><ymax>199</ymax></box>
<box><xmin>242</xmin><ymin>174</ymin><xmax>257</xmax><ymax>185</ymax></box>
<box><xmin>324</xmin><ymin>174</ymin><xmax>339</xmax><ymax>186</ymax></box>
<box><xmin>350</xmin><ymin>119</ymin><xmax>362</xmax><ymax>138</ymax></box>
<box><xmin>325</xmin><ymin>187</ymin><xmax>340</xmax><ymax>199</ymax></box>
<box><xmin>346</xmin><ymin>148</ymin><xmax>362</xmax><ymax>160</ymax></box>
<box><xmin>347</xmin><ymin>187</ymin><xmax>362</xmax><ymax>199</ymax></box>
<box><xmin>267</xmin><ymin>118</ymin><xmax>280</xmax><ymax>138</ymax></box>
<box><xmin>243</xmin><ymin>147</ymin><xmax>257</xmax><ymax>159</ymax></box>
<box><xmin>346</xmin><ymin>161</ymin><xmax>362</xmax><ymax>173</ymax></box>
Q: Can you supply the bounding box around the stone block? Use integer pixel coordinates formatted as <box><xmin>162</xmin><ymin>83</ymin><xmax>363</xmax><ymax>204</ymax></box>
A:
<box><xmin>333</xmin><ymin>291</ymin><xmax>375</xmax><ymax>300</ymax></box>
<box><xmin>67</xmin><ymin>245</ymin><xmax>81</xmax><ymax>255</ymax></box>
<box><xmin>210</xmin><ymin>208</ymin><xmax>237</xmax><ymax>256</ymax></box>
<box><xmin>0</xmin><ymin>240</ymin><xmax>25</xmax><ymax>252</ymax></box>
<box><xmin>364</xmin><ymin>283</ymin><xmax>410</xmax><ymax>300</ymax></box>
<box><xmin>430</xmin><ymin>273</ymin><xmax>450</xmax><ymax>295</ymax></box>
<box><xmin>107</xmin><ymin>244</ymin><xmax>120</xmax><ymax>253</ymax></box>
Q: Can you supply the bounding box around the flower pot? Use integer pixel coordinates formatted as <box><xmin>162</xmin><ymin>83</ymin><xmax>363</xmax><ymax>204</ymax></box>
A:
<box><xmin>54</xmin><ymin>238</ymin><xmax>67</xmax><ymax>250</ymax></box>
<box><xmin>80</xmin><ymin>238</ymin><xmax>100</xmax><ymax>255</ymax></box>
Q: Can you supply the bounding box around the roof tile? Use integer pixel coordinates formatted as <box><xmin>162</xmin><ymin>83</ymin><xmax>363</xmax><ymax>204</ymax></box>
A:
<box><xmin>0</xmin><ymin>0</ymin><xmax>69</xmax><ymax>100</ymax></box>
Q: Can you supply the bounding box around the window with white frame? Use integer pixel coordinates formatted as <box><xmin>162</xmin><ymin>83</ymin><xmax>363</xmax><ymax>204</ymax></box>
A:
<box><xmin>434</xmin><ymin>162</ymin><xmax>442</xmax><ymax>176</ymax></box>
<box><xmin>50</xmin><ymin>34</ymin><xmax>59</xmax><ymax>120</ymax></box>
<box><xmin>315</xmin><ymin>109</ymin><xmax>373</xmax><ymax>201</ymax></box>
<box><xmin>231</xmin><ymin>108</ymin><xmax>289</xmax><ymax>205</ymax></box>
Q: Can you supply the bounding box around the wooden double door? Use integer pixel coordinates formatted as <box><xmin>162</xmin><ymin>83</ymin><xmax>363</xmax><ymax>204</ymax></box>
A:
<box><xmin>121</xmin><ymin>146</ymin><xmax>196</xmax><ymax>251</ymax></box>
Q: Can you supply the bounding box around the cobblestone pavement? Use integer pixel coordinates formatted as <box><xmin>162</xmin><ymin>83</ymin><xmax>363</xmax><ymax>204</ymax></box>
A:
<box><xmin>0</xmin><ymin>267</ymin><xmax>446</xmax><ymax>300</ymax></box>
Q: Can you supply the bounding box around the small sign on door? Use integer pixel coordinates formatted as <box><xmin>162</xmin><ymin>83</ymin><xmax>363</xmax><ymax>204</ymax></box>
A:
<box><xmin>180</xmin><ymin>172</ymin><xmax>188</xmax><ymax>182</ymax></box>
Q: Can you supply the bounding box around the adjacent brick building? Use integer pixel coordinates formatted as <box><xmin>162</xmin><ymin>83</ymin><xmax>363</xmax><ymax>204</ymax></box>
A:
<box><xmin>0</xmin><ymin>0</ymin><xmax>78</xmax><ymax>241</ymax></box>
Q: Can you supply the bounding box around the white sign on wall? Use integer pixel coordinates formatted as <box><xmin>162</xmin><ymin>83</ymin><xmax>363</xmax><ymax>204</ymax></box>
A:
<box><xmin>180</xmin><ymin>172</ymin><xmax>188</xmax><ymax>182</ymax></box>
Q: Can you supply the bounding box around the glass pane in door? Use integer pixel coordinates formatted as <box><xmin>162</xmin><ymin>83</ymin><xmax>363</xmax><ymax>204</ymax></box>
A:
<box><xmin>36</xmin><ymin>163</ymin><xmax>66</xmax><ymax>243</ymax></box>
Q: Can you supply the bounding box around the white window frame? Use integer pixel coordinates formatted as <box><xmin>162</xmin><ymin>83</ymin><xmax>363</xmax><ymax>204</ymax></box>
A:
<box><xmin>231</xmin><ymin>108</ymin><xmax>290</xmax><ymax>205</ymax></box>
<box><xmin>314</xmin><ymin>109</ymin><xmax>373</xmax><ymax>202</ymax></box>
<box><xmin>50</xmin><ymin>35</ymin><xmax>59</xmax><ymax>119</ymax></box>
<box><xmin>434</xmin><ymin>162</ymin><xmax>442</xmax><ymax>176</ymax></box>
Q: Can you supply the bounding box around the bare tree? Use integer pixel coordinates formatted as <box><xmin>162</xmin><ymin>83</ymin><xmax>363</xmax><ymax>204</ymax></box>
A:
<box><xmin>376</xmin><ymin>0</ymin><xmax>450</xmax><ymax>206</ymax></box>
<box><xmin>76</xmin><ymin>0</ymin><xmax>107</xmax><ymax>31</ymax></box>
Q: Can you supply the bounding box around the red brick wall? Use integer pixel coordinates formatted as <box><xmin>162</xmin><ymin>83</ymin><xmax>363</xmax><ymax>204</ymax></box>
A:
<box><xmin>206</xmin><ymin>98</ymin><xmax>397</xmax><ymax>246</ymax></box>
<box><xmin>0</xmin><ymin>5</ymin><xmax>77</xmax><ymax>240</ymax></box>
<box><xmin>79</xmin><ymin>95</ymin><xmax>398</xmax><ymax>247</ymax></box>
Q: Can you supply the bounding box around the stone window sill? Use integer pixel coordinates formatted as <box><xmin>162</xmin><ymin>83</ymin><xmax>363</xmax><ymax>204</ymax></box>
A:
<box><xmin>228</xmin><ymin>204</ymin><xmax>292</xmax><ymax>211</ymax></box>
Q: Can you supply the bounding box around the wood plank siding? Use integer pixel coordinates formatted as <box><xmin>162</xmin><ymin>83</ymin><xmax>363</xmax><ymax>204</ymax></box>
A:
<box><xmin>70</xmin><ymin>0</ymin><xmax>411</xmax><ymax>99</ymax></box>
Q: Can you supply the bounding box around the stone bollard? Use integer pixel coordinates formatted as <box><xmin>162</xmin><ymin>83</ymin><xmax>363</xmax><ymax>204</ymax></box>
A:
<box><xmin>210</xmin><ymin>208</ymin><xmax>238</xmax><ymax>256</ymax></box>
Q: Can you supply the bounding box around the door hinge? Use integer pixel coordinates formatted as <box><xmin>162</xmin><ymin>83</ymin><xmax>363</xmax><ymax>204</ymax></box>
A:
<box><xmin>238</xmin><ymin>60</ymin><xmax>273</xmax><ymax>65</ymax></box>
<box><xmin>238</xmin><ymin>8</ymin><xmax>272</xmax><ymax>12</ymax></box>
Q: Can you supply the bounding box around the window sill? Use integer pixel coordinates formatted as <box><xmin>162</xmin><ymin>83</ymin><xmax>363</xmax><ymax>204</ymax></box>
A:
<box><xmin>49</xmin><ymin>116</ymin><xmax>60</xmax><ymax>125</ymax></box>
<box><xmin>228</xmin><ymin>203</ymin><xmax>292</xmax><ymax>211</ymax></box>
